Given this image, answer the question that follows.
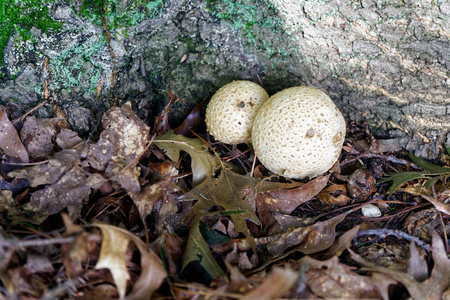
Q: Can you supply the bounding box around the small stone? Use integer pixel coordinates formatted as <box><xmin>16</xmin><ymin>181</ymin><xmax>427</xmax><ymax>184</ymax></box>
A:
<box><xmin>361</xmin><ymin>204</ymin><xmax>382</xmax><ymax>218</ymax></box>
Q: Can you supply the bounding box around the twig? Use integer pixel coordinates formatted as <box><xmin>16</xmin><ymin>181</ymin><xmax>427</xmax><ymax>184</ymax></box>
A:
<box><xmin>0</xmin><ymin>237</ymin><xmax>75</xmax><ymax>249</ymax></box>
<box><xmin>12</xmin><ymin>100</ymin><xmax>48</xmax><ymax>125</ymax></box>
<box><xmin>341</xmin><ymin>153</ymin><xmax>417</xmax><ymax>168</ymax></box>
<box><xmin>354</xmin><ymin>229</ymin><xmax>432</xmax><ymax>251</ymax></box>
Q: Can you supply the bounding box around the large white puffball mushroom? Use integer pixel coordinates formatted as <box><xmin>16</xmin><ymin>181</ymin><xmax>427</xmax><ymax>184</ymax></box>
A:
<box><xmin>205</xmin><ymin>80</ymin><xmax>269</xmax><ymax>144</ymax></box>
<box><xmin>252</xmin><ymin>86</ymin><xmax>346</xmax><ymax>179</ymax></box>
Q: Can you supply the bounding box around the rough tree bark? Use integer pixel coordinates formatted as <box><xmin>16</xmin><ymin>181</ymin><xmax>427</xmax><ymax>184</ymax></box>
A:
<box><xmin>0</xmin><ymin>0</ymin><xmax>449</xmax><ymax>157</ymax></box>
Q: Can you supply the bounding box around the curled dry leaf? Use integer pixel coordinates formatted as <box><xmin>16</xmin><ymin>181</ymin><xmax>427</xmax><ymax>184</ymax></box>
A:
<box><xmin>173</xmin><ymin>100</ymin><xmax>204</xmax><ymax>136</ymax></box>
<box><xmin>0</xmin><ymin>108</ymin><xmax>29</xmax><ymax>163</ymax></box>
<box><xmin>321</xmin><ymin>225</ymin><xmax>360</xmax><ymax>259</ymax></box>
<box><xmin>153</xmin><ymin>131</ymin><xmax>223</xmax><ymax>185</ymax></box>
<box><xmin>129</xmin><ymin>162</ymin><xmax>177</xmax><ymax>225</ymax></box>
<box><xmin>94</xmin><ymin>223</ymin><xmax>166</xmax><ymax>300</ymax></box>
<box><xmin>257</xmin><ymin>210</ymin><xmax>350</xmax><ymax>258</ymax></box>
<box><xmin>256</xmin><ymin>174</ymin><xmax>329</xmax><ymax>227</ymax></box>
<box><xmin>317</xmin><ymin>183</ymin><xmax>350</xmax><ymax>206</ymax></box>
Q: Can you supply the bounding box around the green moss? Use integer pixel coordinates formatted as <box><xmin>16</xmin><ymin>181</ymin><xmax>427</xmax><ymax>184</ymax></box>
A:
<box><xmin>206</xmin><ymin>0</ymin><xmax>299</xmax><ymax>59</ymax></box>
<box><xmin>0</xmin><ymin>0</ymin><xmax>63</xmax><ymax>66</ymax></box>
<box><xmin>76</xmin><ymin>0</ymin><xmax>164</xmax><ymax>29</ymax></box>
<box><xmin>49</xmin><ymin>39</ymin><xmax>105</xmax><ymax>93</ymax></box>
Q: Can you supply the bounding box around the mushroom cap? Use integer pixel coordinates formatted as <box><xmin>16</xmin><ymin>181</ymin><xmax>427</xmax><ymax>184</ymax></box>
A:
<box><xmin>205</xmin><ymin>80</ymin><xmax>269</xmax><ymax>144</ymax></box>
<box><xmin>251</xmin><ymin>86</ymin><xmax>346</xmax><ymax>179</ymax></box>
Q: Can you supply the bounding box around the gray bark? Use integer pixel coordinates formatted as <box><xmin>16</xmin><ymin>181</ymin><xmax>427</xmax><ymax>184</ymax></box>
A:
<box><xmin>0</xmin><ymin>0</ymin><xmax>449</xmax><ymax>157</ymax></box>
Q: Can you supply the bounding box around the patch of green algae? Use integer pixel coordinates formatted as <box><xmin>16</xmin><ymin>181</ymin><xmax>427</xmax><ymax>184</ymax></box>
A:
<box><xmin>0</xmin><ymin>0</ymin><xmax>62</xmax><ymax>67</ymax></box>
<box><xmin>206</xmin><ymin>0</ymin><xmax>300</xmax><ymax>59</ymax></box>
<box><xmin>0</xmin><ymin>0</ymin><xmax>165</xmax><ymax>91</ymax></box>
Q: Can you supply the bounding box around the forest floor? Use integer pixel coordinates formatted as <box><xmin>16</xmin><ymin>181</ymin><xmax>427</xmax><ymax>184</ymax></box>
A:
<box><xmin>1</xmin><ymin>96</ymin><xmax>450</xmax><ymax>299</ymax></box>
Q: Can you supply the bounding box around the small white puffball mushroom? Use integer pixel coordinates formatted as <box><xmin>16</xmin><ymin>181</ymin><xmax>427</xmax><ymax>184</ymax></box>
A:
<box><xmin>251</xmin><ymin>86</ymin><xmax>346</xmax><ymax>179</ymax></box>
<box><xmin>205</xmin><ymin>80</ymin><xmax>269</xmax><ymax>144</ymax></box>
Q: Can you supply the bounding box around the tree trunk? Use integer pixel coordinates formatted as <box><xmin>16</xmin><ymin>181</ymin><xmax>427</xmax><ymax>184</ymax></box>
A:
<box><xmin>0</xmin><ymin>0</ymin><xmax>448</xmax><ymax>157</ymax></box>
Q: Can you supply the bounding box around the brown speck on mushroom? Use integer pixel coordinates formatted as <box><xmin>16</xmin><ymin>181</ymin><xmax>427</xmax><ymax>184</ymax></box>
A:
<box><xmin>306</xmin><ymin>128</ymin><xmax>315</xmax><ymax>138</ymax></box>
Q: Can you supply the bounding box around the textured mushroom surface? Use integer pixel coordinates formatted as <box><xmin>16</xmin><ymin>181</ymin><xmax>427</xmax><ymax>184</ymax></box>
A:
<box><xmin>252</xmin><ymin>86</ymin><xmax>346</xmax><ymax>179</ymax></box>
<box><xmin>205</xmin><ymin>81</ymin><xmax>269</xmax><ymax>144</ymax></box>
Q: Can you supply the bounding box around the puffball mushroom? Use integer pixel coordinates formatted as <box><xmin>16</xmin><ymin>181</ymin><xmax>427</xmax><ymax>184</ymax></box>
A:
<box><xmin>205</xmin><ymin>80</ymin><xmax>269</xmax><ymax>144</ymax></box>
<box><xmin>251</xmin><ymin>86</ymin><xmax>346</xmax><ymax>179</ymax></box>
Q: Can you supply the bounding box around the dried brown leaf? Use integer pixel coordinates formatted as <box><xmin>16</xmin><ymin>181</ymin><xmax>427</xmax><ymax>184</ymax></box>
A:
<box><xmin>20</xmin><ymin>116</ymin><xmax>62</xmax><ymax>158</ymax></box>
<box><xmin>94</xmin><ymin>224</ymin><xmax>166</xmax><ymax>300</ymax></box>
<box><xmin>173</xmin><ymin>101</ymin><xmax>204</xmax><ymax>136</ymax></box>
<box><xmin>129</xmin><ymin>175</ymin><xmax>173</xmax><ymax>224</ymax></box>
<box><xmin>257</xmin><ymin>210</ymin><xmax>350</xmax><ymax>257</ymax></box>
<box><xmin>317</xmin><ymin>183</ymin><xmax>350</xmax><ymax>206</ymax></box>
<box><xmin>24</xmin><ymin>166</ymin><xmax>90</xmax><ymax>218</ymax></box>
<box><xmin>8</xmin><ymin>149</ymin><xmax>80</xmax><ymax>187</ymax></box>
<box><xmin>153</xmin><ymin>131</ymin><xmax>223</xmax><ymax>185</ymax></box>
<box><xmin>87</xmin><ymin>102</ymin><xmax>150</xmax><ymax>171</ymax></box>
<box><xmin>241</xmin><ymin>267</ymin><xmax>298</xmax><ymax>300</ymax></box>
<box><xmin>56</xmin><ymin>128</ymin><xmax>83</xmax><ymax>149</ymax></box>
<box><xmin>301</xmin><ymin>256</ymin><xmax>380</xmax><ymax>298</ymax></box>
<box><xmin>419</xmin><ymin>194</ymin><xmax>450</xmax><ymax>215</ymax></box>
<box><xmin>408</xmin><ymin>239</ymin><xmax>428</xmax><ymax>282</ymax></box>
<box><xmin>0</xmin><ymin>108</ymin><xmax>29</xmax><ymax>163</ymax></box>
<box><xmin>256</xmin><ymin>175</ymin><xmax>329</xmax><ymax>227</ymax></box>
<box><xmin>86</xmin><ymin>102</ymin><xmax>150</xmax><ymax>192</ymax></box>
<box><xmin>321</xmin><ymin>225</ymin><xmax>360</xmax><ymax>259</ymax></box>
<box><xmin>350</xmin><ymin>231</ymin><xmax>450</xmax><ymax>300</ymax></box>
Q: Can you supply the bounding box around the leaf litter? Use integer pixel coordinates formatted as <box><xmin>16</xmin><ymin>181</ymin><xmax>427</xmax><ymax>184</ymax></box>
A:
<box><xmin>0</xmin><ymin>101</ymin><xmax>450</xmax><ymax>299</ymax></box>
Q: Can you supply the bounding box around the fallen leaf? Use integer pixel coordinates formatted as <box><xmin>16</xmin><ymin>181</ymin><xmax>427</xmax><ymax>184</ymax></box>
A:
<box><xmin>153</xmin><ymin>131</ymin><xmax>223</xmax><ymax>185</ymax></box>
<box><xmin>350</xmin><ymin>231</ymin><xmax>450</xmax><ymax>300</ymax></box>
<box><xmin>408</xmin><ymin>239</ymin><xmax>428</xmax><ymax>282</ymax></box>
<box><xmin>321</xmin><ymin>225</ymin><xmax>360</xmax><ymax>259</ymax></box>
<box><xmin>173</xmin><ymin>101</ymin><xmax>204</xmax><ymax>136</ymax></box>
<box><xmin>8</xmin><ymin>149</ymin><xmax>80</xmax><ymax>187</ymax></box>
<box><xmin>153</xmin><ymin>90</ymin><xmax>175</xmax><ymax>135</ymax></box>
<box><xmin>181</xmin><ymin>170</ymin><xmax>261</xmax><ymax>248</ymax></box>
<box><xmin>419</xmin><ymin>194</ymin><xmax>450</xmax><ymax>215</ymax></box>
<box><xmin>94</xmin><ymin>224</ymin><xmax>131</xmax><ymax>300</ymax></box>
<box><xmin>301</xmin><ymin>256</ymin><xmax>380</xmax><ymax>298</ymax></box>
<box><xmin>257</xmin><ymin>210</ymin><xmax>350</xmax><ymax>257</ymax></box>
<box><xmin>256</xmin><ymin>175</ymin><xmax>329</xmax><ymax>227</ymax></box>
<box><xmin>87</xmin><ymin>102</ymin><xmax>150</xmax><ymax>192</ymax></box>
<box><xmin>371</xmin><ymin>138</ymin><xmax>401</xmax><ymax>153</ymax></box>
<box><xmin>94</xmin><ymin>223</ymin><xmax>166</xmax><ymax>300</ymax></box>
<box><xmin>0</xmin><ymin>108</ymin><xmax>29</xmax><ymax>163</ymax></box>
<box><xmin>317</xmin><ymin>183</ymin><xmax>350</xmax><ymax>206</ymax></box>
<box><xmin>129</xmin><ymin>163</ymin><xmax>177</xmax><ymax>225</ymax></box>
<box><xmin>20</xmin><ymin>116</ymin><xmax>62</xmax><ymax>158</ymax></box>
<box><xmin>241</xmin><ymin>267</ymin><xmax>298</xmax><ymax>300</ymax></box>
<box><xmin>24</xmin><ymin>165</ymin><xmax>90</xmax><ymax>218</ymax></box>
<box><xmin>55</xmin><ymin>128</ymin><xmax>83</xmax><ymax>149</ymax></box>
<box><xmin>181</xmin><ymin>211</ymin><xmax>226</xmax><ymax>281</ymax></box>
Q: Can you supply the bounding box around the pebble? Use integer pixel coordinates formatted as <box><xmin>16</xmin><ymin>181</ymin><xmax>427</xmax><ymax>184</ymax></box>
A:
<box><xmin>361</xmin><ymin>204</ymin><xmax>382</xmax><ymax>217</ymax></box>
